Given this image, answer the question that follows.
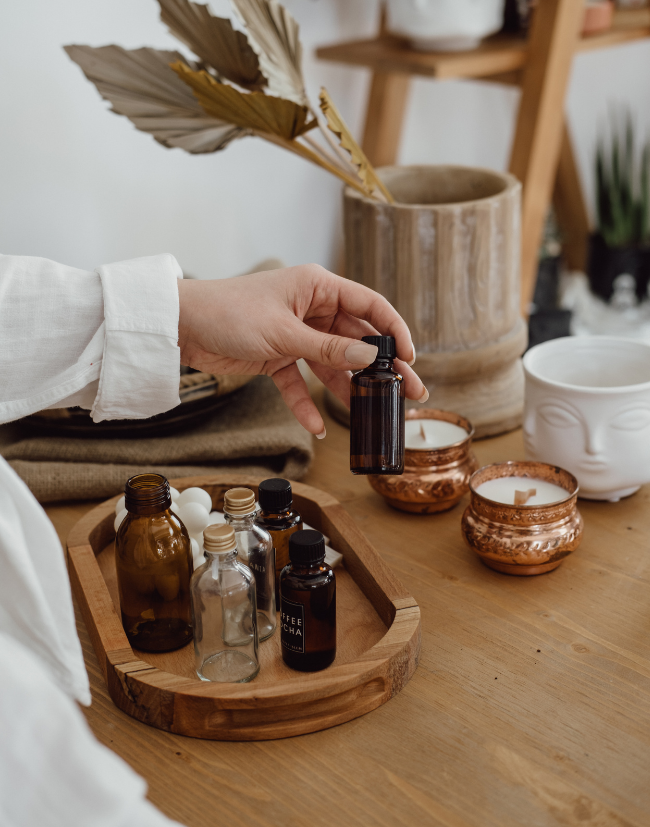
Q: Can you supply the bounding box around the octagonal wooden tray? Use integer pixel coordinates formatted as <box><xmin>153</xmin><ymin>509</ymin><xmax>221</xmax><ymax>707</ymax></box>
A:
<box><xmin>67</xmin><ymin>476</ymin><xmax>421</xmax><ymax>741</ymax></box>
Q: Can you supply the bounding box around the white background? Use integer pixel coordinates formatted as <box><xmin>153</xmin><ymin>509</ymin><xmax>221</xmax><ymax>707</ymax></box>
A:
<box><xmin>2</xmin><ymin>0</ymin><xmax>650</xmax><ymax>279</ymax></box>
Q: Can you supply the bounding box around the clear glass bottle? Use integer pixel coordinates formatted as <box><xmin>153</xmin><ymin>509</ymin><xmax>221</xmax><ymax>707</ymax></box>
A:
<box><xmin>280</xmin><ymin>530</ymin><xmax>336</xmax><ymax>672</ymax></box>
<box><xmin>223</xmin><ymin>487</ymin><xmax>276</xmax><ymax>641</ymax></box>
<box><xmin>115</xmin><ymin>473</ymin><xmax>193</xmax><ymax>652</ymax></box>
<box><xmin>255</xmin><ymin>478</ymin><xmax>302</xmax><ymax>597</ymax></box>
<box><xmin>191</xmin><ymin>524</ymin><xmax>259</xmax><ymax>683</ymax></box>
<box><xmin>350</xmin><ymin>335</ymin><xmax>405</xmax><ymax>475</ymax></box>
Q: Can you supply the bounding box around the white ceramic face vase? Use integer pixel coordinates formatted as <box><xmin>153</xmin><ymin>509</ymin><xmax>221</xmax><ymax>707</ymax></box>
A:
<box><xmin>386</xmin><ymin>0</ymin><xmax>506</xmax><ymax>52</ymax></box>
<box><xmin>523</xmin><ymin>337</ymin><xmax>650</xmax><ymax>502</ymax></box>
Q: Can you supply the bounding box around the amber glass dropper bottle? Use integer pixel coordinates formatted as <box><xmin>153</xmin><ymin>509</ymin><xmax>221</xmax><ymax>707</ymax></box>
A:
<box><xmin>350</xmin><ymin>335</ymin><xmax>405</xmax><ymax>475</ymax></box>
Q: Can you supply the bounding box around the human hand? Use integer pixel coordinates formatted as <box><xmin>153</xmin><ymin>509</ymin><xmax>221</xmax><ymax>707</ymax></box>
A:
<box><xmin>177</xmin><ymin>264</ymin><xmax>428</xmax><ymax>437</ymax></box>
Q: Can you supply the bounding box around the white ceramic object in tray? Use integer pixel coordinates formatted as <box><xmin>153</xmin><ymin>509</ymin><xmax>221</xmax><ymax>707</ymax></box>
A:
<box><xmin>523</xmin><ymin>336</ymin><xmax>650</xmax><ymax>502</ymax></box>
<box><xmin>386</xmin><ymin>0</ymin><xmax>505</xmax><ymax>52</ymax></box>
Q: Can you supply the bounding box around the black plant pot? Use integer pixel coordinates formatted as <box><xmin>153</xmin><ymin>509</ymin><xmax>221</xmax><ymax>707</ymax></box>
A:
<box><xmin>527</xmin><ymin>309</ymin><xmax>572</xmax><ymax>351</ymax></box>
<box><xmin>532</xmin><ymin>256</ymin><xmax>561</xmax><ymax>311</ymax></box>
<box><xmin>587</xmin><ymin>233</ymin><xmax>650</xmax><ymax>302</ymax></box>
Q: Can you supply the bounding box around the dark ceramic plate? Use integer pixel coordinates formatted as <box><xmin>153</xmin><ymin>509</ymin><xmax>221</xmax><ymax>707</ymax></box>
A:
<box><xmin>22</xmin><ymin>373</ymin><xmax>252</xmax><ymax>439</ymax></box>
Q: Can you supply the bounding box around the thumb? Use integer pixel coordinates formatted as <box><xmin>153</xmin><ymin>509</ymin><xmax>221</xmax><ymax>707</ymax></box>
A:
<box><xmin>288</xmin><ymin>323</ymin><xmax>378</xmax><ymax>370</ymax></box>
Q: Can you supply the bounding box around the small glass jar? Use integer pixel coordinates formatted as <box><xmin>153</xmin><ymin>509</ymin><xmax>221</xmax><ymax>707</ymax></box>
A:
<box><xmin>191</xmin><ymin>524</ymin><xmax>259</xmax><ymax>683</ymax></box>
<box><xmin>280</xmin><ymin>530</ymin><xmax>336</xmax><ymax>672</ymax></box>
<box><xmin>255</xmin><ymin>478</ymin><xmax>302</xmax><ymax>591</ymax></box>
<box><xmin>223</xmin><ymin>488</ymin><xmax>276</xmax><ymax>641</ymax></box>
<box><xmin>115</xmin><ymin>474</ymin><xmax>193</xmax><ymax>652</ymax></box>
<box><xmin>350</xmin><ymin>335</ymin><xmax>405</xmax><ymax>475</ymax></box>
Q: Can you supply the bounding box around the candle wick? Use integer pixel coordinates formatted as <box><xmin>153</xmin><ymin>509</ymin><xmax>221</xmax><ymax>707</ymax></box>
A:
<box><xmin>514</xmin><ymin>488</ymin><xmax>537</xmax><ymax>506</ymax></box>
<box><xmin>419</xmin><ymin>422</ymin><xmax>430</xmax><ymax>443</ymax></box>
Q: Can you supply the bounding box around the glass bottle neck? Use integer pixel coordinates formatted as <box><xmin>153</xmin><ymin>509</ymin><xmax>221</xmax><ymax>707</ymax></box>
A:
<box><xmin>124</xmin><ymin>473</ymin><xmax>171</xmax><ymax>515</ymax></box>
<box><xmin>259</xmin><ymin>507</ymin><xmax>293</xmax><ymax>519</ymax></box>
<box><xmin>204</xmin><ymin>550</ymin><xmax>238</xmax><ymax>565</ymax></box>
<box><xmin>367</xmin><ymin>357</ymin><xmax>394</xmax><ymax>371</ymax></box>
<box><xmin>290</xmin><ymin>560</ymin><xmax>326</xmax><ymax>574</ymax></box>
<box><xmin>224</xmin><ymin>511</ymin><xmax>256</xmax><ymax>529</ymax></box>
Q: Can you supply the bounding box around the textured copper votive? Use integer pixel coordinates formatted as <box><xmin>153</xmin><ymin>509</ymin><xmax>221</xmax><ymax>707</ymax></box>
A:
<box><xmin>461</xmin><ymin>461</ymin><xmax>583</xmax><ymax>576</ymax></box>
<box><xmin>369</xmin><ymin>409</ymin><xmax>478</xmax><ymax>514</ymax></box>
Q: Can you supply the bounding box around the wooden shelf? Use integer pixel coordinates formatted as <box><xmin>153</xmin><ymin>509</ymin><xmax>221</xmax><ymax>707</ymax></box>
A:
<box><xmin>316</xmin><ymin>8</ymin><xmax>650</xmax><ymax>82</ymax></box>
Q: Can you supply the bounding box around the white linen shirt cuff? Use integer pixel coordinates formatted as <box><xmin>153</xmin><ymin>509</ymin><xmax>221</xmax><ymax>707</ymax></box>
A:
<box><xmin>92</xmin><ymin>254</ymin><xmax>182</xmax><ymax>422</ymax></box>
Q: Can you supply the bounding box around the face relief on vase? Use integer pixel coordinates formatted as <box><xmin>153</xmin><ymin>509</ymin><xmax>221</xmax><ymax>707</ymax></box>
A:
<box><xmin>404</xmin><ymin>419</ymin><xmax>468</xmax><ymax>450</ymax></box>
<box><xmin>475</xmin><ymin>477</ymin><xmax>569</xmax><ymax>506</ymax></box>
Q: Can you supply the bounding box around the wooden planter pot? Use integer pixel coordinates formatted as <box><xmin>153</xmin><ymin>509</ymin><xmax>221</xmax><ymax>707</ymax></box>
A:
<box><xmin>344</xmin><ymin>165</ymin><xmax>526</xmax><ymax>438</ymax></box>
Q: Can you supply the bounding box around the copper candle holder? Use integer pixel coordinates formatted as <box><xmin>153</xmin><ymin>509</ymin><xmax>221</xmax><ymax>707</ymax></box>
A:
<box><xmin>461</xmin><ymin>461</ymin><xmax>583</xmax><ymax>576</ymax></box>
<box><xmin>369</xmin><ymin>409</ymin><xmax>478</xmax><ymax>514</ymax></box>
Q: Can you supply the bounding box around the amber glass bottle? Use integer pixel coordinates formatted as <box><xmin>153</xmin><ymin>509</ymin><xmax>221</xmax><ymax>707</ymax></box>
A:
<box><xmin>280</xmin><ymin>530</ymin><xmax>336</xmax><ymax>672</ymax></box>
<box><xmin>350</xmin><ymin>335</ymin><xmax>405</xmax><ymax>475</ymax></box>
<box><xmin>255</xmin><ymin>478</ymin><xmax>302</xmax><ymax>590</ymax></box>
<box><xmin>115</xmin><ymin>473</ymin><xmax>193</xmax><ymax>652</ymax></box>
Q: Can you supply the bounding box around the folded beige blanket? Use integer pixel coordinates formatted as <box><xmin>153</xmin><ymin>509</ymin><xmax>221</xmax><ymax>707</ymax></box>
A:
<box><xmin>2</xmin><ymin>377</ymin><xmax>313</xmax><ymax>503</ymax></box>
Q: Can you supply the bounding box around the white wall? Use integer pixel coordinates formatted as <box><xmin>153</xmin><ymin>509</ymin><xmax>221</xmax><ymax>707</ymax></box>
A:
<box><xmin>2</xmin><ymin>0</ymin><xmax>650</xmax><ymax>279</ymax></box>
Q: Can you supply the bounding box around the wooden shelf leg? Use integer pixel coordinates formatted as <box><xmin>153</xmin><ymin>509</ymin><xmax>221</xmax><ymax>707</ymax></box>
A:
<box><xmin>361</xmin><ymin>71</ymin><xmax>411</xmax><ymax>167</ymax></box>
<box><xmin>508</xmin><ymin>0</ymin><xmax>584</xmax><ymax>316</ymax></box>
<box><xmin>553</xmin><ymin>119</ymin><xmax>590</xmax><ymax>272</ymax></box>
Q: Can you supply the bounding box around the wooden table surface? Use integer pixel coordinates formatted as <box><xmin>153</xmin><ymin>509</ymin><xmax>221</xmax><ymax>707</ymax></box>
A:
<box><xmin>48</xmin><ymin>395</ymin><xmax>650</xmax><ymax>827</ymax></box>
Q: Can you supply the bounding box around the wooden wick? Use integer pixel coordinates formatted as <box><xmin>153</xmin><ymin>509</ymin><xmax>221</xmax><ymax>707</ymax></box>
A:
<box><xmin>419</xmin><ymin>422</ymin><xmax>429</xmax><ymax>443</ymax></box>
<box><xmin>514</xmin><ymin>489</ymin><xmax>537</xmax><ymax>506</ymax></box>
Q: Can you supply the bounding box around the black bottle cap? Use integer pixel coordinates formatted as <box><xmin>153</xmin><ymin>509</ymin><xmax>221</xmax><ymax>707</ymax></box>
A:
<box><xmin>289</xmin><ymin>530</ymin><xmax>326</xmax><ymax>565</ymax></box>
<box><xmin>258</xmin><ymin>478</ymin><xmax>293</xmax><ymax>512</ymax></box>
<box><xmin>361</xmin><ymin>335</ymin><xmax>396</xmax><ymax>359</ymax></box>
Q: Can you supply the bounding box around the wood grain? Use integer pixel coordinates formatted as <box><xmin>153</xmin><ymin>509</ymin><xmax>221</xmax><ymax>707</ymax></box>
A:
<box><xmin>317</xmin><ymin>6</ymin><xmax>650</xmax><ymax>322</ymax></box>
<box><xmin>316</xmin><ymin>8</ymin><xmax>650</xmax><ymax>82</ymax></box>
<box><xmin>343</xmin><ymin>165</ymin><xmax>526</xmax><ymax>437</ymax></box>
<box><xmin>52</xmin><ymin>386</ymin><xmax>650</xmax><ymax>826</ymax></box>
<box><xmin>553</xmin><ymin>120</ymin><xmax>591</xmax><ymax>273</ymax></box>
<box><xmin>66</xmin><ymin>478</ymin><xmax>420</xmax><ymax>740</ymax></box>
<box><xmin>508</xmin><ymin>0</ymin><xmax>585</xmax><ymax>315</ymax></box>
<box><xmin>361</xmin><ymin>71</ymin><xmax>411</xmax><ymax>169</ymax></box>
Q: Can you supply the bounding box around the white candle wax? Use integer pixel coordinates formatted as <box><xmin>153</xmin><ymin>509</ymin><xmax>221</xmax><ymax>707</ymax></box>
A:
<box><xmin>404</xmin><ymin>419</ymin><xmax>468</xmax><ymax>450</ymax></box>
<box><xmin>475</xmin><ymin>476</ymin><xmax>569</xmax><ymax>506</ymax></box>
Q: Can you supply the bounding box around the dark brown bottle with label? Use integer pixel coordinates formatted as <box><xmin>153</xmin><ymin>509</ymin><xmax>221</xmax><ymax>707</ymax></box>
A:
<box><xmin>115</xmin><ymin>473</ymin><xmax>193</xmax><ymax>652</ymax></box>
<box><xmin>280</xmin><ymin>530</ymin><xmax>336</xmax><ymax>672</ymax></box>
<box><xmin>255</xmin><ymin>478</ymin><xmax>302</xmax><ymax>590</ymax></box>
<box><xmin>350</xmin><ymin>335</ymin><xmax>405</xmax><ymax>475</ymax></box>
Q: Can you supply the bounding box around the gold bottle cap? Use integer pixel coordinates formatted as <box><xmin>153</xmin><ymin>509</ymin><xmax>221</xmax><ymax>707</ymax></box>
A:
<box><xmin>203</xmin><ymin>524</ymin><xmax>237</xmax><ymax>553</ymax></box>
<box><xmin>224</xmin><ymin>487</ymin><xmax>257</xmax><ymax>516</ymax></box>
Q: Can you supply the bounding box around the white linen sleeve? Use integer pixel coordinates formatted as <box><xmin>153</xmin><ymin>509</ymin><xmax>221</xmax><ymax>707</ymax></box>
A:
<box><xmin>0</xmin><ymin>632</ymin><xmax>184</xmax><ymax>827</ymax></box>
<box><xmin>0</xmin><ymin>253</ymin><xmax>183</xmax><ymax>424</ymax></box>
<box><xmin>92</xmin><ymin>254</ymin><xmax>182</xmax><ymax>422</ymax></box>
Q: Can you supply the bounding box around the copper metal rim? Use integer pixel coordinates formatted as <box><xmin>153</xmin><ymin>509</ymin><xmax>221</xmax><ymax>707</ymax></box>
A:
<box><xmin>404</xmin><ymin>408</ymin><xmax>475</xmax><ymax>454</ymax></box>
<box><xmin>469</xmin><ymin>460</ymin><xmax>579</xmax><ymax>506</ymax></box>
<box><xmin>480</xmin><ymin>558</ymin><xmax>565</xmax><ymax>576</ymax></box>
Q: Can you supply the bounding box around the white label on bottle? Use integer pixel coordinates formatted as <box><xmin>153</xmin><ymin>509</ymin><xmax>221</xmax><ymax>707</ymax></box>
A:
<box><xmin>280</xmin><ymin>597</ymin><xmax>305</xmax><ymax>654</ymax></box>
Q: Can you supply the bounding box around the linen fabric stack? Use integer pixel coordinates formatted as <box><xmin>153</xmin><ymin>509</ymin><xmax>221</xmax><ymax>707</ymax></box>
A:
<box><xmin>2</xmin><ymin>377</ymin><xmax>313</xmax><ymax>503</ymax></box>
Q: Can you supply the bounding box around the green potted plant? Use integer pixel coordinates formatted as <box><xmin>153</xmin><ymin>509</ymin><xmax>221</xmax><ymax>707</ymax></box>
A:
<box><xmin>588</xmin><ymin>112</ymin><xmax>650</xmax><ymax>302</ymax></box>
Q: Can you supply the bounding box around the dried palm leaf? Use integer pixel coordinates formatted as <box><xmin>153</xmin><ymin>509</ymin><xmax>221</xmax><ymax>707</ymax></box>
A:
<box><xmin>319</xmin><ymin>87</ymin><xmax>394</xmax><ymax>203</ymax></box>
<box><xmin>158</xmin><ymin>0</ymin><xmax>265</xmax><ymax>91</ymax></box>
<box><xmin>257</xmin><ymin>130</ymin><xmax>378</xmax><ymax>200</ymax></box>
<box><xmin>65</xmin><ymin>45</ymin><xmax>245</xmax><ymax>153</ymax></box>
<box><xmin>231</xmin><ymin>0</ymin><xmax>306</xmax><ymax>105</ymax></box>
<box><xmin>172</xmin><ymin>61</ymin><xmax>315</xmax><ymax>139</ymax></box>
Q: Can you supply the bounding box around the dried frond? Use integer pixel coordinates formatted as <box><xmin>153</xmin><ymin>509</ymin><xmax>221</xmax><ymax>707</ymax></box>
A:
<box><xmin>231</xmin><ymin>0</ymin><xmax>306</xmax><ymax>105</ymax></box>
<box><xmin>158</xmin><ymin>0</ymin><xmax>265</xmax><ymax>91</ymax></box>
<box><xmin>65</xmin><ymin>45</ymin><xmax>245</xmax><ymax>152</ymax></box>
<box><xmin>319</xmin><ymin>87</ymin><xmax>393</xmax><ymax>203</ymax></box>
<box><xmin>172</xmin><ymin>61</ymin><xmax>315</xmax><ymax>139</ymax></box>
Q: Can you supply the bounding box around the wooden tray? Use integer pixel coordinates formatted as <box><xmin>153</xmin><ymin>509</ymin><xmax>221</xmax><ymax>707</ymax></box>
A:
<box><xmin>67</xmin><ymin>476</ymin><xmax>421</xmax><ymax>740</ymax></box>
